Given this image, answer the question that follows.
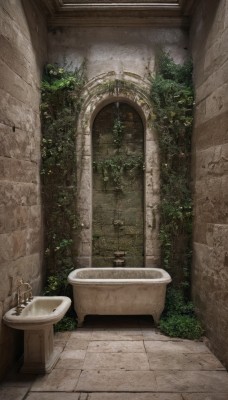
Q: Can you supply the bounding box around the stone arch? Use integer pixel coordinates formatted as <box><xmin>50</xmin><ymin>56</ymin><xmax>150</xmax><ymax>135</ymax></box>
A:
<box><xmin>74</xmin><ymin>71</ymin><xmax>160</xmax><ymax>268</ymax></box>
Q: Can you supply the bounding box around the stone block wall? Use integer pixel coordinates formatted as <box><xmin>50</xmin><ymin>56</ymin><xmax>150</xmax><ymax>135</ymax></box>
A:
<box><xmin>190</xmin><ymin>0</ymin><xmax>228</xmax><ymax>368</ymax></box>
<box><xmin>93</xmin><ymin>102</ymin><xmax>144</xmax><ymax>268</ymax></box>
<box><xmin>0</xmin><ymin>0</ymin><xmax>47</xmax><ymax>379</ymax></box>
<box><xmin>48</xmin><ymin>26</ymin><xmax>189</xmax><ymax>81</ymax></box>
<box><xmin>48</xmin><ymin>25</ymin><xmax>189</xmax><ymax>269</ymax></box>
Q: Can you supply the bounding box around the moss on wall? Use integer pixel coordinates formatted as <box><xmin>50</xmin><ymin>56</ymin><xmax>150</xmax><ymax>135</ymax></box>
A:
<box><xmin>92</xmin><ymin>102</ymin><xmax>144</xmax><ymax>267</ymax></box>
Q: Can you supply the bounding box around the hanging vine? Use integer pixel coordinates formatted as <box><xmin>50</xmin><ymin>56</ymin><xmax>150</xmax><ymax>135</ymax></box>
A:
<box><xmin>150</xmin><ymin>52</ymin><xmax>193</xmax><ymax>287</ymax></box>
<box><xmin>150</xmin><ymin>52</ymin><xmax>203</xmax><ymax>339</ymax></box>
<box><xmin>113</xmin><ymin>117</ymin><xmax>125</xmax><ymax>148</ymax></box>
<box><xmin>40</xmin><ymin>62</ymin><xmax>86</xmax><ymax>295</ymax></box>
<box><xmin>93</xmin><ymin>106</ymin><xmax>144</xmax><ymax>191</ymax></box>
<box><xmin>93</xmin><ymin>154</ymin><xmax>144</xmax><ymax>191</ymax></box>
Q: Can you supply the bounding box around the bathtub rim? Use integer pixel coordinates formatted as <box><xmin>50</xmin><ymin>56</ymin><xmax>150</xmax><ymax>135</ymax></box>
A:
<box><xmin>68</xmin><ymin>267</ymin><xmax>172</xmax><ymax>286</ymax></box>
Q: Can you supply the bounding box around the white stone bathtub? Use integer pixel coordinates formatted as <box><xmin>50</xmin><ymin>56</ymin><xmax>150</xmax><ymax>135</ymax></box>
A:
<box><xmin>68</xmin><ymin>268</ymin><xmax>171</xmax><ymax>326</ymax></box>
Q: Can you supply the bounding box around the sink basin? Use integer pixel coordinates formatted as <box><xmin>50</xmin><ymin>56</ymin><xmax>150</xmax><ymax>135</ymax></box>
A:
<box><xmin>3</xmin><ymin>296</ymin><xmax>71</xmax><ymax>373</ymax></box>
<box><xmin>3</xmin><ymin>296</ymin><xmax>71</xmax><ymax>330</ymax></box>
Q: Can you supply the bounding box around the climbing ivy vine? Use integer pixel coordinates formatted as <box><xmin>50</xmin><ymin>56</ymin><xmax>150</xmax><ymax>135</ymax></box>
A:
<box><xmin>93</xmin><ymin>111</ymin><xmax>144</xmax><ymax>192</ymax></box>
<box><xmin>40</xmin><ymin>63</ymin><xmax>86</xmax><ymax>294</ymax></box>
<box><xmin>150</xmin><ymin>52</ymin><xmax>194</xmax><ymax>288</ymax></box>
<box><xmin>93</xmin><ymin>154</ymin><xmax>144</xmax><ymax>191</ymax></box>
<box><xmin>150</xmin><ymin>52</ymin><xmax>203</xmax><ymax>339</ymax></box>
<box><xmin>113</xmin><ymin>117</ymin><xmax>125</xmax><ymax>148</ymax></box>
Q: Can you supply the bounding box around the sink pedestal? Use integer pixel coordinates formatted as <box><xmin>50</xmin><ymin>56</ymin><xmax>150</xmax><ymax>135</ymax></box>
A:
<box><xmin>22</xmin><ymin>326</ymin><xmax>61</xmax><ymax>373</ymax></box>
<box><xmin>3</xmin><ymin>296</ymin><xmax>71</xmax><ymax>374</ymax></box>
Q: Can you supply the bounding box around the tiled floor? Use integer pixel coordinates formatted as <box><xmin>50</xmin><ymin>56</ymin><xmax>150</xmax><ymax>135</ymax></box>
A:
<box><xmin>1</xmin><ymin>316</ymin><xmax>228</xmax><ymax>400</ymax></box>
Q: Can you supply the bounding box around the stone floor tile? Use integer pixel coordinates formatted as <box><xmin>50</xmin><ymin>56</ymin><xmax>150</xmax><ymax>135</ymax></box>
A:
<box><xmin>83</xmin><ymin>352</ymin><xmax>149</xmax><ymax>370</ymax></box>
<box><xmin>53</xmin><ymin>339</ymin><xmax>67</xmax><ymax>349</ymax></box>
<box><xmin>144</xmin><ymin>340</ymin><xmax>210</xmax><ymax>353</ymax></box>
<box><xmin>60</xmin><ymin>350</ymin><xmax>86</xmax><ymax>360</ymax></box>
<box><xmin>87</xmin><ymin>340</ymin><xmax>145</xmax><ymax>353</ymax></box>
<box><xmin>0</xmin><ymin>387</ymin><xmax>28</xmax><ymax>400</ymax></box>
<box><xmin>55</xmin><ymin>358</ymin><xmax>84</xmax><ymax>369</ymax></box>
<box><xmin>91</xmin><ymin>329</ymin><xmax>143</xmax><ymax>341</ymax></box>
<box><xmin>184</xmin><ymin>353</ymin><xmax>226</xmax><ymax>370</ymax></box>
<box><xmin>76</xmin><ymin>370</ymin><xmax>157</xmax><ymax>392</ymax></box>
<box><xmin>70</xmin><ymin>330</ymin><xmax>93</xmax><ymax>340</ymax></box>
<box><xmin>148</xmin><ymin>352</ymin><xmax>225</xmax><ymax>370</ymax></box>
<box><xmin>65</xmin><ymin>339</ymin><xmax>89</xmax><ymax>350</ymax></box>
<box><xmin>0</xmin><ymin>372</ymin><xmax>36</xmax><ymax>388</ymax></box>
<box><xmin>155</xmin><ymin>371</ymin><xmax>228</xmax><ymax>392</ymax></box>
<box><xmin>142</xmin><ymin>329</ymin><xmax>181</xmax><ymax>341</ymax></box>
<box><xmin>26</xmin><ymin>393</ymin><xmax>80</xmax><ymax>400</ymax></box>
<box><xmin>54</xmin><ymin>332</ymin><xmax>71</xmax><ymax>340</ymax></box>
<box><xmin>30</xmin><ymin>369</ymin><xmax>81</xmax><ymax>392</ymax></box>
<box><xmin>79</xmin><ymin>394</ymin><xmax>89</xmax><ymax>400</ymax></box>
<box><xmin>182</xmin><ymin>394</ymin><xmax>228</xmax><ymax>400</ymax></box>
<box><xmin>89</xmin><ymin>394</ymin><xmax>182</xmax><ymax>400</ymax></box>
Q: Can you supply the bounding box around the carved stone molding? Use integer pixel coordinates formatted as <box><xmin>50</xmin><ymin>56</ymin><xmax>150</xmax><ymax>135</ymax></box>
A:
<box><xmin>75</xmin><ymin>71</ymin><xmax>160</xmax><ymax>268</ymax></box>
<box><xmin>41</xmin><ymin>0</ymin><xmax>197</xmax><ymax>27</ymax></box>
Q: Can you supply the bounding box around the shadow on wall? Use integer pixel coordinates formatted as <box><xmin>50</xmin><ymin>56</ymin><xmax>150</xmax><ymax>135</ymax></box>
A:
<box><xmin>22</xmin><ymin>0</ymin><xmax>48</xmax><ymax>76</ymax></box>
<box><xmin>0</xmin><ymin>323</ymin><xmax>23</xmax><ymax>380</ymax></box>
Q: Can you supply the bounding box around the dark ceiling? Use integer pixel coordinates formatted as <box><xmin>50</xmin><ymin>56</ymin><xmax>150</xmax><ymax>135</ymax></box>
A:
<box><xmin>41</xmin><ymin>0</ymin><xmax>197</xmax><ymax>27</ymax></box>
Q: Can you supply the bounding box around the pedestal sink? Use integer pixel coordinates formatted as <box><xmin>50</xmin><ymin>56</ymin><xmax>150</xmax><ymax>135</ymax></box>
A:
<box><xmin>3</xmin><ymin>296</ymin><xmax>71</xmax><ymax>373</ymax></box>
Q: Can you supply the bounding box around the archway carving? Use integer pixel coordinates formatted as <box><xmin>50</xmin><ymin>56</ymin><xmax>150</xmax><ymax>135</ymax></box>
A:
<box><xmin>74</xmin><ymin>71</ymin><xmax>160</xmax><ymax>268</ymax></box>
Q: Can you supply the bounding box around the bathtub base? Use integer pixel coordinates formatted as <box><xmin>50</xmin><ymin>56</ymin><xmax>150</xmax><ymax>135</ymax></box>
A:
<box><xmin>68</xmin><ymin>268</ymin><xmax>172</xmax><ymax>327</ymax></box>
<box><xmin>74</xmin><ymin>284</ymin><xmax>166</xmax><ymax>327</ymax></box>
<box><xmin>77</xmin><ymin>312</ymin><xmax>161</xmax><ymax>327</ymax></box>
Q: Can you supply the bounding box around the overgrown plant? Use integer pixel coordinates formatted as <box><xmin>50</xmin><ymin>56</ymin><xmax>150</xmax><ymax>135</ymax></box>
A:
<box><xmin>40</xmin><ymin>63</ymin><xmax>86</xmax><ymax>305</ymax></box>
<box><xmin>93</xmin><ymin>104</ymin><xmax>144</xmax><ymax>191</ymax></box>
<box><xmin>150</xmin><ymin>52</ymin><xmax>193</xmax><ymax>288</ymax></box>
<box><xmin>150</xmin><ymin>52</ymin><xmax>203</xmax><ymax>339</ymax></box>
<box><xmin>93</xmin><ymin>154</ymin><xmax>144</xmax><ymax>191</ymax></box>
<box><xmin>113</xmin><ymin>117</ymin><xmax>125</xmax><ymax>148</ymax></box>
<box><xmin>159</xmin><ymin>287</ymin><xmax>204</xmax><ymax>339</ymax></box>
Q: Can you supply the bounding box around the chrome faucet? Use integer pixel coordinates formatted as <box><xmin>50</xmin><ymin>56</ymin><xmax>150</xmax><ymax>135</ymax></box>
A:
<box><xmin>16</xmin><ymin>279</ymin><xmax>33</xmax><ymax>315</ymax></box>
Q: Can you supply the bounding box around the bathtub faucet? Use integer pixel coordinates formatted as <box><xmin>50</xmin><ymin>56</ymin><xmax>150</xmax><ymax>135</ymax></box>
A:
<box><xmin>16</xmin><ymin>279</ymin><xmax>33</xmax><ymax>315</ymax></box>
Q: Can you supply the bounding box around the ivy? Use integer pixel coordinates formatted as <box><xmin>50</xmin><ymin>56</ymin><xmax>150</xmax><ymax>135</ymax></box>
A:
<box><xmin>93</xmin><ymin>154</ymin><xmax>144</xmax><ymax>191</ymax></box>
<box><xmin>150</xmin><ymin>52</ymin><xmax>194</xmax><ymax>288</ymax></box>
<box><xmin>113</xmin><ymin>117</ymin><xmax>125</xmax><ymax>148</ymax></box>
<box><xmin>150</xmin><ymin>52</ymin><xmax>203</xmax><ymax>339</ymax></box>
<box><xmin>41</xmin><ymin>62</ymin><xmax>86</xmax><ymax>281</ymax></box>
<box><xmin>95</xmin><ymin>78</ymin><xmax>137</xmax><ymax>97</ymax></box>
<box><xmin>93</xmin><ymin>102</ymin><xmax>144</xmax><ymax>192</ymax></box>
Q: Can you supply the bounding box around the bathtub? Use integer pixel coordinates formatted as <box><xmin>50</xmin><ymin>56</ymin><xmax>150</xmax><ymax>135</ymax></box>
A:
<box><xmin>68</xmin><ymin>268</ymin><xmax>171</xmax><ymax>326</ymax></box>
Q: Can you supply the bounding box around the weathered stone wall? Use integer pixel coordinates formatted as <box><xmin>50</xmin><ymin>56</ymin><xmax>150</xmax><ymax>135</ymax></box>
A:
<box><xmin>48</xmin><ymin>26</ymin><xmax>189</xmax><ymax>269</ymax></box>
<box><xmin>48</xmin><ymin>26</ymin><xmax>189</xmax><ymax>81</ymax></box>
<box><xmin>0</xmin><ymin>0</ymin><xmax>47</xmax><ymax>379</ymax></box>
<box><xmin>93</xmin><ymin>102</ymin><xmax>144</xmax><ymax>268</ymax></box>
<box><xmin>190</xmin><ymin>0</ymin><xmax>228</xmax><ymax>368</ymax></box>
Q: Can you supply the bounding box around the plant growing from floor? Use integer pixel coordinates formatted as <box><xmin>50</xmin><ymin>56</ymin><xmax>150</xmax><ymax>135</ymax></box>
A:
<box><xmin>159</xmin><ymin>287</ymin><xmax>204</xmax><ymax>339</ymax></box>
<box><xmin>150</xmin><ymin>51</ymin><xmax>193</xmax><ymax>287</ymax></box>
<box><xmin>150</xmin><ymin>52</ymin><xmax>203</xmax><ymax>339</ymax></box>
<box><xmin>40</xmin><ymin>62</ymin><xmax>86</xmax><ymax>324</ymax></box>
<box><xmin>54</xmin><ymin>316</ymin><xmax>77</xmax><ymax>332</ymax></box>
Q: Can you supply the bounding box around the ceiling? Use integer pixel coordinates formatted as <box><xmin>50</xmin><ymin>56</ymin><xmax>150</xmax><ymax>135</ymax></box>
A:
<box><xmin>42</xmin><ymin>0</ymin><xmax>197</xmax><ymax>27</ymax></box>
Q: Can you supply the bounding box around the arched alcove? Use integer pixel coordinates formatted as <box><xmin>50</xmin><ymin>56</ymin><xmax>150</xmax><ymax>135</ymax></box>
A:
<box><xmin>92</xmin><ymin>101</ymin><xmax>144</xmax><ymax>267</ymax></box>
<box><xmin>74</xmin><ymin>71</ymin><xmax>160</xmax><ymax>268</ymax></box>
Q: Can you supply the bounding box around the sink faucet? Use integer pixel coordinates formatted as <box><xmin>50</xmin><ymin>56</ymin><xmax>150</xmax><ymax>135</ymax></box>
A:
<box><xmin>16</xmin><ymin>279</ymin><xmax>33</xmax><ymax>315</ymax></box>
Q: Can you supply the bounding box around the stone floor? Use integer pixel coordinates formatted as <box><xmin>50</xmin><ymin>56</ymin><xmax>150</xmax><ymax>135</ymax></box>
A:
<box><xmin>1</xmin><ymin>316</ymin><xmax>228</xmax><ymax>400</ymax></box>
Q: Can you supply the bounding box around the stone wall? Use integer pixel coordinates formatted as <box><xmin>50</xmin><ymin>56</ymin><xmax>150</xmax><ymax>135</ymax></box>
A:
<box><xmin>0</xmin><ymin>0</ymin><xmax>47</xmax><ymax>379</ymax></box>
<box><xmin>93</xmin><ymin>102</ymin><xmax>144</xmax><ymax>268</ymax></box>
<box><xmin>190</xmin><ymin>0</ymin><xmax>228</xmax><ymax>368</ymax></box>
<box><xmin>48</xmin><ymin>26</ymin><xmax>189</xmax><ymax>269</ymax></box>
<box><xmin>48</xmin><ymin>26</ymin><xmax>189</xmax><ymax>81</ymax></box>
